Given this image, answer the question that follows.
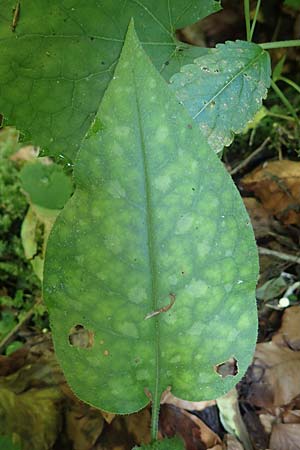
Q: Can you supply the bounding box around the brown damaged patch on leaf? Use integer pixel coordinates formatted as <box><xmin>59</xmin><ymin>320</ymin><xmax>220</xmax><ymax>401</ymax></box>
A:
<box><xmin>214</xmin><ymin>357</ymin><xmax>238</xmax><ymax>378</ymax></box>
<box><xmin>68</xmin><ymin>325</ymin><xmax>94</xmax><ymax>349</ymax></box>
<box><xmin>241</xmin><ymin>160</ymin><xmax>300</xmax><ymax>226</ymax></box>
<box><xmin>159</xmin><ymin>404</ymin><xmax>222</xmax><ymax>450</ymax></box>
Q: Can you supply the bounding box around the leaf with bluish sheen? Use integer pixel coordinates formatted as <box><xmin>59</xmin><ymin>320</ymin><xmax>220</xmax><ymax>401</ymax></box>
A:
<box><xmin>43</xmin><ymin>23</ymin><xmax>258</xmax><ymax>414</ymax></box>
<box><xmin>0</xmin><ymin>0</ymin><xmax>220</xmax><ymax>161</ymax></box>
<box><xmin>170</xmin><ymin>40</ymin><xmax>271</xmax><ymax>153</ymax></box>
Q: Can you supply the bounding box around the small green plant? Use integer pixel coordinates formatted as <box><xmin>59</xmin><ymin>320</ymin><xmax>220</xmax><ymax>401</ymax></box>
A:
<box><xmin>0</xmin><ymin>129</ymin><xmax>41</xmax><ymax>347</ymax></box>
<box><xmin>1</xmin><ymin>1</ymin><xmax>300</xmax><ymax>448</ymax></box>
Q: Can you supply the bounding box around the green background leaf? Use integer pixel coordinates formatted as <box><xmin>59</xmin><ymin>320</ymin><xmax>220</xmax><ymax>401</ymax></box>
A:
<box><xmin>0</xmin><ymin>0</ymin><xmax>220</xmax><ymax>161</ymax></box>
<box><xmin>44</xmin><ymin>23</ymin><xmax>258</xmax><ymax>414</ymax></box>
<box><xmin>20</xmin><ymin>162</ymin><xmax>73</xmax><ymax>209</ymax></box>
<box><xmin>0</xmin><ymin>434</ymin><xmax>21</xmax><ymax>450</ymax></box>
<box><xmin>169</xmin><ymin>40</ymin><xmax>271</xmax><ymax>153</ymax></box>
<box><xmin>284</xmin><ymin>0</ymin><xmax>300</xmax><ymax>10</ymax></box>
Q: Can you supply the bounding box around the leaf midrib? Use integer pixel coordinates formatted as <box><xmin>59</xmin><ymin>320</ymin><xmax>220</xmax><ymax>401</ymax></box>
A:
<box><xmin>193</xmin><ymin>48</ymin><xmax>265</xmax><ymax>120</ymax></box>
<box><xmin>132</xmin><ymin>71</ymin><xmax>161</xmax><ymax>409</ymax></box>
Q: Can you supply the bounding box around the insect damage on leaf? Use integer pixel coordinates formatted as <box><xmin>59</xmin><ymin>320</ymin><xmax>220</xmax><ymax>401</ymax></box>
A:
<box><xmin>68</xmin><ymin>324</ymin><xmax>94</xmax><ymax>349</ymax></box>
<box><xmin>144</xmin><ymin>293</ymin><xmax>176</xmax><ymax>320</ymax></box>
<box><xmin>214</xmin><ymin>357</ymin><xmax>239</xmax><ymax>378</ymax></box>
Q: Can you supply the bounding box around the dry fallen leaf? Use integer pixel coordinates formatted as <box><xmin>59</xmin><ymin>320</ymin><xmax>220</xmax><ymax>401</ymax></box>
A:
<box><xmin>242</xmin><ymin>160</ymin><xmax>300</xmax><ymax>225</ymax></box>
<box><xmin>272</xmin><ymin>305</ymin><xmax>300</xmax><ymax>350</ymax></box>
<box><xmin>9</xmin><ymin>145</ymin><xmax>39</xmax><ymax>162</ymax></box>
<box><xmin>269</xmin><ymin>423</ymin><xmax>300</xmax><ymax>450</ymax></box>
<box><xmin>243</xmin><ymin>197</ymin><xmax>274</xmax><ymax>239</ymax></box>
<box><xmin>216</xmin><ymin>388</ymin><xmax>252</xmax><ymax>450</ymax></box>
<box><xmin>0</xmin><ymin>348</ymin><xmax>28</xmax><ymax>377</ymax></box>
<box><xmin>224</xmin><ymin>434</ymin><xmax>245</xmax><ymax>450</ymax></box>
<box><xmin>259</xmin><ymin>413</ymin><xmax>275</xmax><ymax>434</ymax></box>
<box><xmin>247</xmin><ymin>341</ymin><xmax>300</xmax><ymax>407</ymax></box>
<box><xmin>96</xmin><ymin>408</ymin><xmax>151</xmax><ymax>450</ymax></box>
<box><xmin>283</xmin><ymin>409</ymin><xmax>300</xmax><ymax>424</ymax></box>
<box><xmin>100</xmin><ymin>411</ymin><xmax>116</xmax><ymax>424</ymax></box>
<box><xmin>65</xmin><ymin>401</ymin><xmax>104</xmax><ymax>450</ymax></box>
<box><xmin>159</xmin><ymin>404</ymin><xmax>222</xmax><ymax>450</ymax></box>
<box><xmin>161</xmin><ymin>388</ymin><xmax>216</xmax><ymax>411</ymax></box>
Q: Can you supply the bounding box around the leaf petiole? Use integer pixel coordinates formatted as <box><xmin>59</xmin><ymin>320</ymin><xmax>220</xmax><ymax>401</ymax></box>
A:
<box><xmin>278</xmin><ymin>76</ymin><xmax>300</xmax><ymax>95</ymax></box>
<box><xmin>260</xmin><ymin>40</ymin><xmax>300</xmax><ymax>49</ymax></box>
<box><xmin>250</xmin><ymin>0</ymin><xmax>261</xmax><ymax>41</ymax></box>
<box><xmin>270</xmin><ymin>79</ymin><xmax>300</xmax><ymax>132</ymax></box>
<box><xmin>244</xmin><ymin>0</ymin><xmax>251</xmax><ymax>41</ymax></box>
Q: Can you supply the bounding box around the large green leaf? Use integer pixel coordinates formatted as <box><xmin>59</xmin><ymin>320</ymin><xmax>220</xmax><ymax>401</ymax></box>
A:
<box><xmin>169</xmin><ymin>40</ymin><xmax>271</xmax><ymax>153</ymax></box>
<box><xmin>43</xmin><ymin>23</ymin><xmax>258</xmax><ymax>414</ymax></box>
<box><xmin>0</xmin><ymin>0</ymin><xmax>220</xmax><ymax>161</ymax></box>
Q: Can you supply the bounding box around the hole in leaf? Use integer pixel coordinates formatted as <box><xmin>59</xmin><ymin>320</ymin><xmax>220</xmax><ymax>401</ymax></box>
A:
<box><xmin>68</xmin><ymin>324</ymin><xmax>94</xmax><ymax>349</ymax></box>
<box><xmin>214</xmin><ymin>357</ymin><xmax>238</xmax><ymax>378</ymax></box>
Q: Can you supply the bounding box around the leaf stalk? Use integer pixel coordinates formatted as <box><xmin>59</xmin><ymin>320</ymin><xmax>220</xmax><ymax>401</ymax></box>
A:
<box><xmin>250</xmin><ymin>0</ymin><xmax>261</xmax><ymax>41</ymax></box>
<box><xmin>270</xmin><ymin>79</ymin><xmax>300</xmax><ymax>133</ymax></box>
<box><xmin>260</xmin><ymin>40</ymin><xmax>300</xmax><ymax>49</ymax></box>
<box><xmin>244</xmin><ymin>0</ymin><xmax>251</xmax><ymax>41</ymax></box>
